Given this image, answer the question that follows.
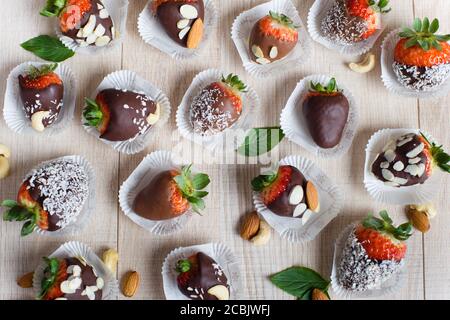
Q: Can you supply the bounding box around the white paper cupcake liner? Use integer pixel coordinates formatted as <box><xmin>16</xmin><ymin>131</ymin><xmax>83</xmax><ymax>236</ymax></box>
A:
<box><xmin>381</xmin><ymin>28</ymin><xmax>450</xmax><ymax>98</ymax></box>
<box><xmin>3</xmin><ymin>61</ymin><xmax>77</xmax><ymax>136</ymax></box>
<box><xmin>331</xmin><ymin>223</ymin><xmax>407</xmax><ymax>299</ymax></box>
<box><xmin>364</xmin><ymin>128</ymin><xmax>442</xmax><ymax>205</ymax></box>
<box><xmin>81</xmin><ymin>70</ymin><xmax>171</xmax><ymax>155</ymax></box>
<box><xmin>161</xmin><ymin>242</ymin><xmax>243</xmax><ymax>300</ymax></box>
<box><xmin>176</xmin><ymin>69</ymin><xmax>260</xmax><ymax>153</ymax></box>
<box><xmin>119</xmin><ymin>150</ymin><xmax>203</xmax><ymax>235</ymax></box>
<box><xmin>138</xmin><ymin>0</ymin><xmax>218</xmax><ymax>60</ymax></box>
<box><xmin>231</xmin><ymin>0</ymin><xmax>312</xmax><ymax>78</ymax></box>
<box><xmin>32</xmin><ymin>241</ymin><xmax>119</xmax><ymax>300</ymax></box>
<box><xmin>24</xmin><ymin>155</ymin><xmax>96</xmax><ymax>237</ymax></box>
<box><xmin>280</xmin><ymin>74</ymin><xmax>358</xmax><ymax>158</ymax></box>
<box><xmin>57</xmin><ymin>0</ymin><xmax>129</xmax><ymax>54</ymax></box>
<box><xmin>253</xmin><ymin>155</ymin><xmax>343</xmax><ymax>243</ymax></box>
<box><xmin>307</xmin><ymin>0</ymin><xmax>386</xmax><ymax>56</ymax></box>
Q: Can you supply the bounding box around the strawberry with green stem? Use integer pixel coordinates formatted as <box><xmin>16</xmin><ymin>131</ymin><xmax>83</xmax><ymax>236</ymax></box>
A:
<box><xmin>393</xmin><ymin>17</ymin><xmax>450</xmax><ymax>91</ymax></box>
<box><xmin>190</xmin><ymin>74</ymin><xmax>247</xmax><ymax>136</ymax></box>
<box><xmin>38</xmin><ymin>257</ymin><xmax>68</xmax><ymax>300</ymax></box>
<box><xmin>249</xmin><ymin>11</ymin><xmax>299</xmax><ymax>64</ymax></box>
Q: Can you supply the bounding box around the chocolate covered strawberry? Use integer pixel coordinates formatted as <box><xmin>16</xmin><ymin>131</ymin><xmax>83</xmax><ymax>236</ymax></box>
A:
<box><xmin>133</xmin><ymin>165</ymin><xmax>210</xmax><ymax>221</ymax></box>
<box><xmin>393</xmin><ymin>17</ymin><xmax>450</xmax><ymax>91</ymax></box>
<box><xmin>251</xmin><ymin>165</ymin><xmax>320</xmax><ymax>220</ymax></box>
<box><xmin>18</xmin><ymin>63</ymin><xmax>63</xmax><ymax>132</ymax></box>
<box><xmin>190</xmin><ymin>74</ymin><xmax>247</xmax><ymax>136</ymax></box>
<box><xmin>153</xmin><ymin>0</ymin><xmax>205</xmax><ymax>49</ymax></box>
<box><xmin>176</xmin><ymin>252</ymin><xmax>229</xmax><ymax>300</ymax></box>
<box><xmin>249</xmin><ymin>11</ymin><xmax>298</xmax><ymax>64</ymax></box>
<box><xmin>338</xmin><ymin>210</ymin><xmax>412</xmax><ymax>291</ymax></box>
<box><xmin>38</xmin><ymin>256</ymin><xmax>104</xmax><ymax>300</ymax></box>
<box><xmin>1</xmin><ymin>158</ymin><xmax>89</xmax><ymax>236</ymax></box>
<box><xmin>302</xmin><ymin>78</ymin><xmax>349</xmax><ymax>149</ymax></box>
<box><xmin>83</xmin><ymin>89</ymin><xmax>160</xmax><ymax>142</ymax></box>
<box><xmin>371</xmin><ymin>132</ymin><xmax>450</xmax><ymax>187</ymax></box>
<box><xmin>321</xmin><ymin>0</ymin><xmax>390</xmax><ymax>45</ymax></box>
<box><xmin>40</xmin><ymin>0</ymin><xmax>115</xmax><ymax>47</ymax></box>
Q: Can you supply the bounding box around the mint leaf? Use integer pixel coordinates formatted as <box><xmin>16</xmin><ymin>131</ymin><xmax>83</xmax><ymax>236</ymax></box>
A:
<box><xmin>270</xmin><ymin>266</ymin><xmax>330</xmax><ymax>299</ymax></box>
<box><xmin>192</xmin><ymin>173</ymin><xmax>210</xmax><ymax>190</ymax></box>
<box><xmin>237</xmin><ymin>127</ymin><xmax>285</xmax><ymax>157</ymax></box>
<box><xmin>21</xmin><ymin>35</ymin><xmax>75</xmax><ymax>62</ymax></box>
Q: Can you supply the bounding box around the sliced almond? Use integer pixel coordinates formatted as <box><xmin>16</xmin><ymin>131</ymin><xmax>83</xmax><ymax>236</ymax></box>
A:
<box><xmin>99</xmin><ymin>9</ymin><xmax>109</xmax><ymax>19</ymax></box>
<box><xmin>177</xmin><ymin>19</ymin><xmax>190</xmax><ymax>30</ymax></box>
<box><xmin>251</xmin><ymin>45</ymin><xmax>264</xmax><ymax>58</ymax></box>
<box><xmin>82</xmin><ymin>15</ymin><xmax>96</xmax><ymax>37</ymax></box>
<box><xmin>288</xmin><ymin>185</ymin><xmax>304</xmax><ymax>205</ymax></box>
<box><xmin>178</xmin><ymin>26</ymin><xmax>191</xmax><ymax>40</ymax></box>
<box><xmin>302</xmin><ymin>210</ymin><xmax>312</xmax><ymax>225</ymax></box>
<box><xmin>94</xmin><ymin>24</ymin><xmax>106</xmax><ymax>37</ymax></box>
<box><xmin>256</xmin><ymin>57</ymin><xmax>271</xmax><ymax>65</ymax></box>
<box><xmin>31</xmin><ymin>111</ymin><xmax>50</xmax><ymax>132</ymax></box>
<box><xmin>86</xmin><ymin>33</ymin><xmax>97</xmax><ymax>44</ymax></box>
<box><xmin>180</xmin><ymin>4</ymin><xmax>198</xmax><ymax>19</ymax></box>
<box><xmin>95</xmin><ymin>35</ymin><xmax>111</xmax><ymax>47</ymax></box>
<box><xmin>187</xmin><ymin>18</ymin><xmax>203</xmax><ymax>49</ymax></box>
<box><xmin>269</xmin><ymin>46</ymin><xmax>278</xmax><ymax>59</ymax></box>
<box><xmin>305</xmin><ymin>181</ymin><xmax>320</xmax><ymax>212</ymax></box>
<box><xmin>293</xmin><ymin>203</ymin><xmax>307</xmax><ymax>218</ymax></box>
<box><xmin>146</xmin><ymin>103</ymin><xmax>161</xmax><ymax>125</ymax></box>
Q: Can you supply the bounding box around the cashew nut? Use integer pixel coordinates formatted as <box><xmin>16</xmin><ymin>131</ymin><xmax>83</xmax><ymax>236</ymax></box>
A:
<box><xmin>250</xmin><ymin>220</ymin><xmax>271</xmax><ymax>246</ymax></box>
<box><xmin>31</xmin><ymin>111</ymin><xmax>51</xmax><ymax>132</ymax></box>
<box><xmin>146</xmin><ymin>103</ymin><xmax>161</xmax><ymax>125</ymax></box>
<box><xmin>102</xmin><ymin>248</ymin><xmax>119</xmax><ymax>274</ymax></box>
<box><xmin>349</xmin><ymin>53</ymin><xmax>376</xmax><ymax>73</ymax></box>
<box><xmin>407</xmin><ymin>203</ymin><xmax>437</xmax><ymax>219</ymax></box>
<box><xmin>0</xmin><ymin>144</ymin><xmax>11</xmax><ymax>179</ymax></box>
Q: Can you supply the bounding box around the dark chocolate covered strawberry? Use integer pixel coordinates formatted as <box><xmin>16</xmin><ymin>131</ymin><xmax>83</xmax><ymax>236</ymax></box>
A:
<box><xmin>249</xmin><ymin>11</ymin><xmax>298</xmax><ymax>64</ymax></box>
<box><xmin>338</xmin><ymin>210</ymin><xmax>412</xmax><ymax>291</ymax></box>
<box><xmin>321</xmin><ymin>0</ymin><xmax>390</xmax><ymax>45</ymax></box>
<box><xmin>83</xmin><ymin>89</ymin><xmax>160</xmax><ymax>142</ymax></box>
<box><xmin>393</xmin><ymin>17</ymin><xmax>450</xmax><ymax>91</ymax></box>
<box><xmin>371</xmin><ymin>132</ymin><xmax>450</xmax><ymax>187</ymax></box>
<box><xmin>38</xmin><ymin>256</ymin><xmax>104</xmax><ymax>300</ymax></box>
<box><xmin>302</xmin><ymin>78</ymin><xmax>350</xmax><ymax>149</ymax></box>
<box><xmin>152</xmin><ymin>0</ymin><xmax>205</xmax><ymax>49</ymax></box>
<box><xmin>133</xmin><ymin>165</ymin><xmax>210</xmax><ymax>221</ymax></box>
<box><xmin>251</xmin><ymin>165</ymin><xmax>320</xmax><ymax>220</ymax></box>
<box><xmin>40</xmin><ymin>0</ymin><xmax>115</xmax><ymax>47</ymax></box>
<box><xmin>176</xmin><ymin>252</ymin><xmax>229</xmax><ymax>300</ymax></box>
<box><xmin>1</xmin><ymin>158</ymin><xmax>89</xmax><ymax>236</ymax></box>
<box><xmin>18</xmin><ymin>63</ymin><xmax>63</xmax><ymax>132</ymax></box>
<box><xmin>190</xmin><ymin>74</ymin><xmax>247</xmax><ymax>136</ymax></box>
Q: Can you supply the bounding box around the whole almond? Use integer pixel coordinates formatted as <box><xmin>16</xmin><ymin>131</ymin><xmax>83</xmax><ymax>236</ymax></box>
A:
<box><xmin>122</xmin><ymin>271</ymin><xmax>140</xmax><ymax>298</ymax></box>
<box><xmin>17</xmin><ymin>272</ymin><xmax>34</xmax><ymax>288</ymax></box>
<box><xmin>240</xmin><ymin>211</ymin><xmax>260</xmax><ymax>240</ymax></box>
<box><xmin>407</xmin><ymin>209</ymin><xmax>430</xmax><ymax>233</ymax></box>
<box><xmin>187</xmin><ymin>18</ymin><xmax>204</xmax><ymax>49</ymax></box>
<box><xmin>306</xmin><ymin>181</ymin><xmax>320</xmax><ymax>212</ymax></box>
<box><xmin>312</xmin><ymin>288</ymin><xmax>329</xmax><ymax>300</ymax></box>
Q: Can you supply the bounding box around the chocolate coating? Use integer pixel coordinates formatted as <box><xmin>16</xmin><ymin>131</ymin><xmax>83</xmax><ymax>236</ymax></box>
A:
<box><xmin>63</xmin><ymin>0</ymin><xmax>114</xmax><ymax>46</ymax></box>
<box><xmin>190</xmin><ymin>83</ymin><xmax>241</xmax><ymax>135</ymax></box>
<box><xmin>97</xmin><ymin>89</ymin><xmax>157</xmax><ymax>142</ymax></box>
<box><xmin>371</xmin><ymin>133</ymin><xmax>429</xmax><ymax>187</ymax></box>
<box><xmin>156</xmin><ymin>0</ymin><xmax>205</xmax><ymax>47</ymax></box>
<box><xmin>62</xmin><ymin>257</ymin><xmax>102</xmax><ymax>300</ymax></box>
<box><xmin>18</xmin><ymin>76</ymin><xmax>63</xmax><ymax>127</ymax></box>
<box><xmin>249</xmin><ymin>18</ymin><xmax>297</xmax><ymax>63</ymax></box>
<box><xmin>268</xmin><ymin>166</ymin><xmax>307</xmax><ymax>217</ymax></box>
<box><xmin>392</xmin><ymin>61</ymin><xmax>450</xmax><ymax>91</ymax></box>
<box><xmin>302</xmin><ymin>93</ymin><xmax>350</xmax><ymax>149</ymax></box>
<box><xmin>133</xmin><ymin>170</ymin><xmax>185</xmax><ymax>221</ymax></box>
<box><xmin>320</xmin><ymin>0</ymin><xmax>369</xmax><ymax>45</ymax></box>
<box><xmin>178</xmin><ymin>252</ymin><xmax>229</xmax><ymax>300</ymax></box>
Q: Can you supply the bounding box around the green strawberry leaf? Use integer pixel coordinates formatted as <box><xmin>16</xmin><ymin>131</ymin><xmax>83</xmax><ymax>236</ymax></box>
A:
<box><xmin>21</xmin><ymin>219</ymin><xmax>36</xmax><ymax>237</ymax></box>
<box><xmin>270</xmin><ymin>266</ymin><xmax>330</xmax><ymax>299</ymax></box>
<box><xmin>237</xmin><ymin>127</ymin><xmax>285</xmax><ymax>157</ymax></box>
<box><xmin>40</xmin><ymin>0</ymin><xmax>67</xmax><ymax>17</ymax></box>
<box><xmin>379</xmin><ymin>210</ymin><xmax>392</xmax><ymax>224</ymax></box>
<box><xmin>413</xmin><ymin>18</ymin><xmax>422</xmax><ymax>32</ymax></box>
<box><xmin>192</xmin><ymin>191</ymin><xmax>208</xmax><ymax>198</ymax></box>
<box><xmin>192</xmin><ymin>173</ymin><xmax>210</xmax><ymax>190</ymax></box>
<box><xmin>189</xmin><ymin>197</ymin><xmax>205</xmax><ymax>214</ymax></box>
<box><xmin>21</xmin><ymin>35</ymin><xmax>75</xmax><ymax>62</ymax></box>
<box><xmin>1</xmin><ymin>200</ymin><xmax>18</xmax><ymax>208</ymax></box>
<box><xmin>429</xmin><ymin>18</ymin><xmax>439</xmax><ymax>33</ymax></box>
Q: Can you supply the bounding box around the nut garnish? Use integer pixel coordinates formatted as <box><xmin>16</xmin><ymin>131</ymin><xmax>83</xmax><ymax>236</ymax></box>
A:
<box><xmin>252</xmin><ymin>45</ymin><xmax>264</xmax><ymax>58</ymax></box>
<box><xmin>250</xmin><ymin>220</ymin><xmax>271</xmax><ymax>246</ymax></box>
<box><xmin>102</xmin><ymin>248</ymin><xmax>119</xmax><ymax>274</ymax></box>
<box><xmin>407</xmin><ymin>203</ymin><xmax>437</xmax><ymax>219</ymax></box>
<box><xmin>187</xmin><ymin>18</ymin><xmax>204</xmax><ymax>49</ymax></box>
<box><xmin>17</xmin><ymin>272</ymin><xmax>34</xmax><ymax>288</ymax></box>
<box><xmin>146</xmin><ymin>103</ymin><xmax>161</xmax><ymax>125</ymax></box>
<box><xmin>240</xmin><ymin>211</ymin><xmax>271</xmax><ymax>246</ymax></box>
<box><xmin>122</xmin><ymin>271</ymin><xmax>139</xmax><ymax>298</ymax></box>
<box><xmin>406</xmin><ymin>203</ymin><xmax>436</xmax><ymax>233</ymax></box>
<box><xmin>348</xmin><ymin>53</ymin><xmax>376</xmax><ymax>73</ymax></box>
<box><xmin>312</xmin><ymin>288</ymin><xmax>329</xmax><ymax>300</ymax></box>
<box><xmin>0</xmin><ymin>144</ymin><xmax>11</xmax><ymax>179</ymax></box>
<box><xmin>207</xmin><ymin>285</ymin><xmax>230</xmax><ymax>300</ymax></box>
<box><xmin>306</xmin><ymin>181</ymin><xmax>320</xmax><ymax>212</ymax></box>
<box><xmin>31</xmin><ymin>111</ymin><xmax>51</xmax><ymax>132</ymax></box>
<box><xmin>180</xmin><ymin>4</ymin><xmax>198</xmax><ymax>19</ymax></box>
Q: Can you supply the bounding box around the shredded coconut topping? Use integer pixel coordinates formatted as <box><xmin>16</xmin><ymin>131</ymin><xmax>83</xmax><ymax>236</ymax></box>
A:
<box><xmin>392</xmin><ymin>61</ymin><xmax>450</xmax><ymax>91</ymax></box>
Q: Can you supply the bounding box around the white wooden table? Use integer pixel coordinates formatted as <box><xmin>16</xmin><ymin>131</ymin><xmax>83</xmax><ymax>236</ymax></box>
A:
<box><xmin>0</xmin><ymin>0</ymin><xmax>449</xmax><ymax>300</ymax></box>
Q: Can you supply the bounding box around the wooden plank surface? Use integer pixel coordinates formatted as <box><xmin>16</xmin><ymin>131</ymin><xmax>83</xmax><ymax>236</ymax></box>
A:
<box><xmin>0</xmin><ymin>0</ymin><xmax>448</xmax><ymax>300</ymax></box>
